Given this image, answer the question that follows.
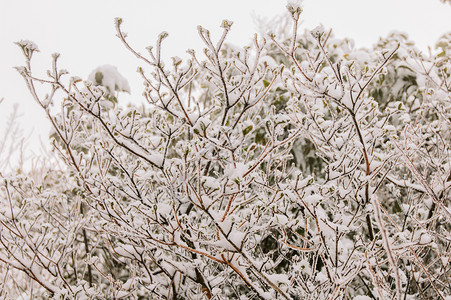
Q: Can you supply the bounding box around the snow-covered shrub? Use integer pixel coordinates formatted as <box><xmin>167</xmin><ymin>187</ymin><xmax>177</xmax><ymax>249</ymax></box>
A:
<box><xmin>3</xmin><ymin>5</ymin><xmax>450</xmax><ymax>299</ymax></box>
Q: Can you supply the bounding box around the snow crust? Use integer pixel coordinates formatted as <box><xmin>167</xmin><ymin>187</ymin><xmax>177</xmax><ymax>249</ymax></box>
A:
<box><xmin>88</xmin><ymin>64</ymin><xmax>131</xmax><ymax>94</ymax></box>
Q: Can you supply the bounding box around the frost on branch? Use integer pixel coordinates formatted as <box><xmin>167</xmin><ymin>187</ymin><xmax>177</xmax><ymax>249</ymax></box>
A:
<box><xmin>15</xmin><ymin>39</ymin><xmax>39</xmax><ymax>59</ymax></box>
<box><xmin>6</xmin><ymin>5</ymin><xmax>451</xmax><ymax>300</ymax></box>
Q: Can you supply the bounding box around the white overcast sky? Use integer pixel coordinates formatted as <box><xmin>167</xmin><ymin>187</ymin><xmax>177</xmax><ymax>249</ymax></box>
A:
<box><xmin>1</xmin><ymin>0</ymin><xmax>451</xmax><ymax>168</ymax></box>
